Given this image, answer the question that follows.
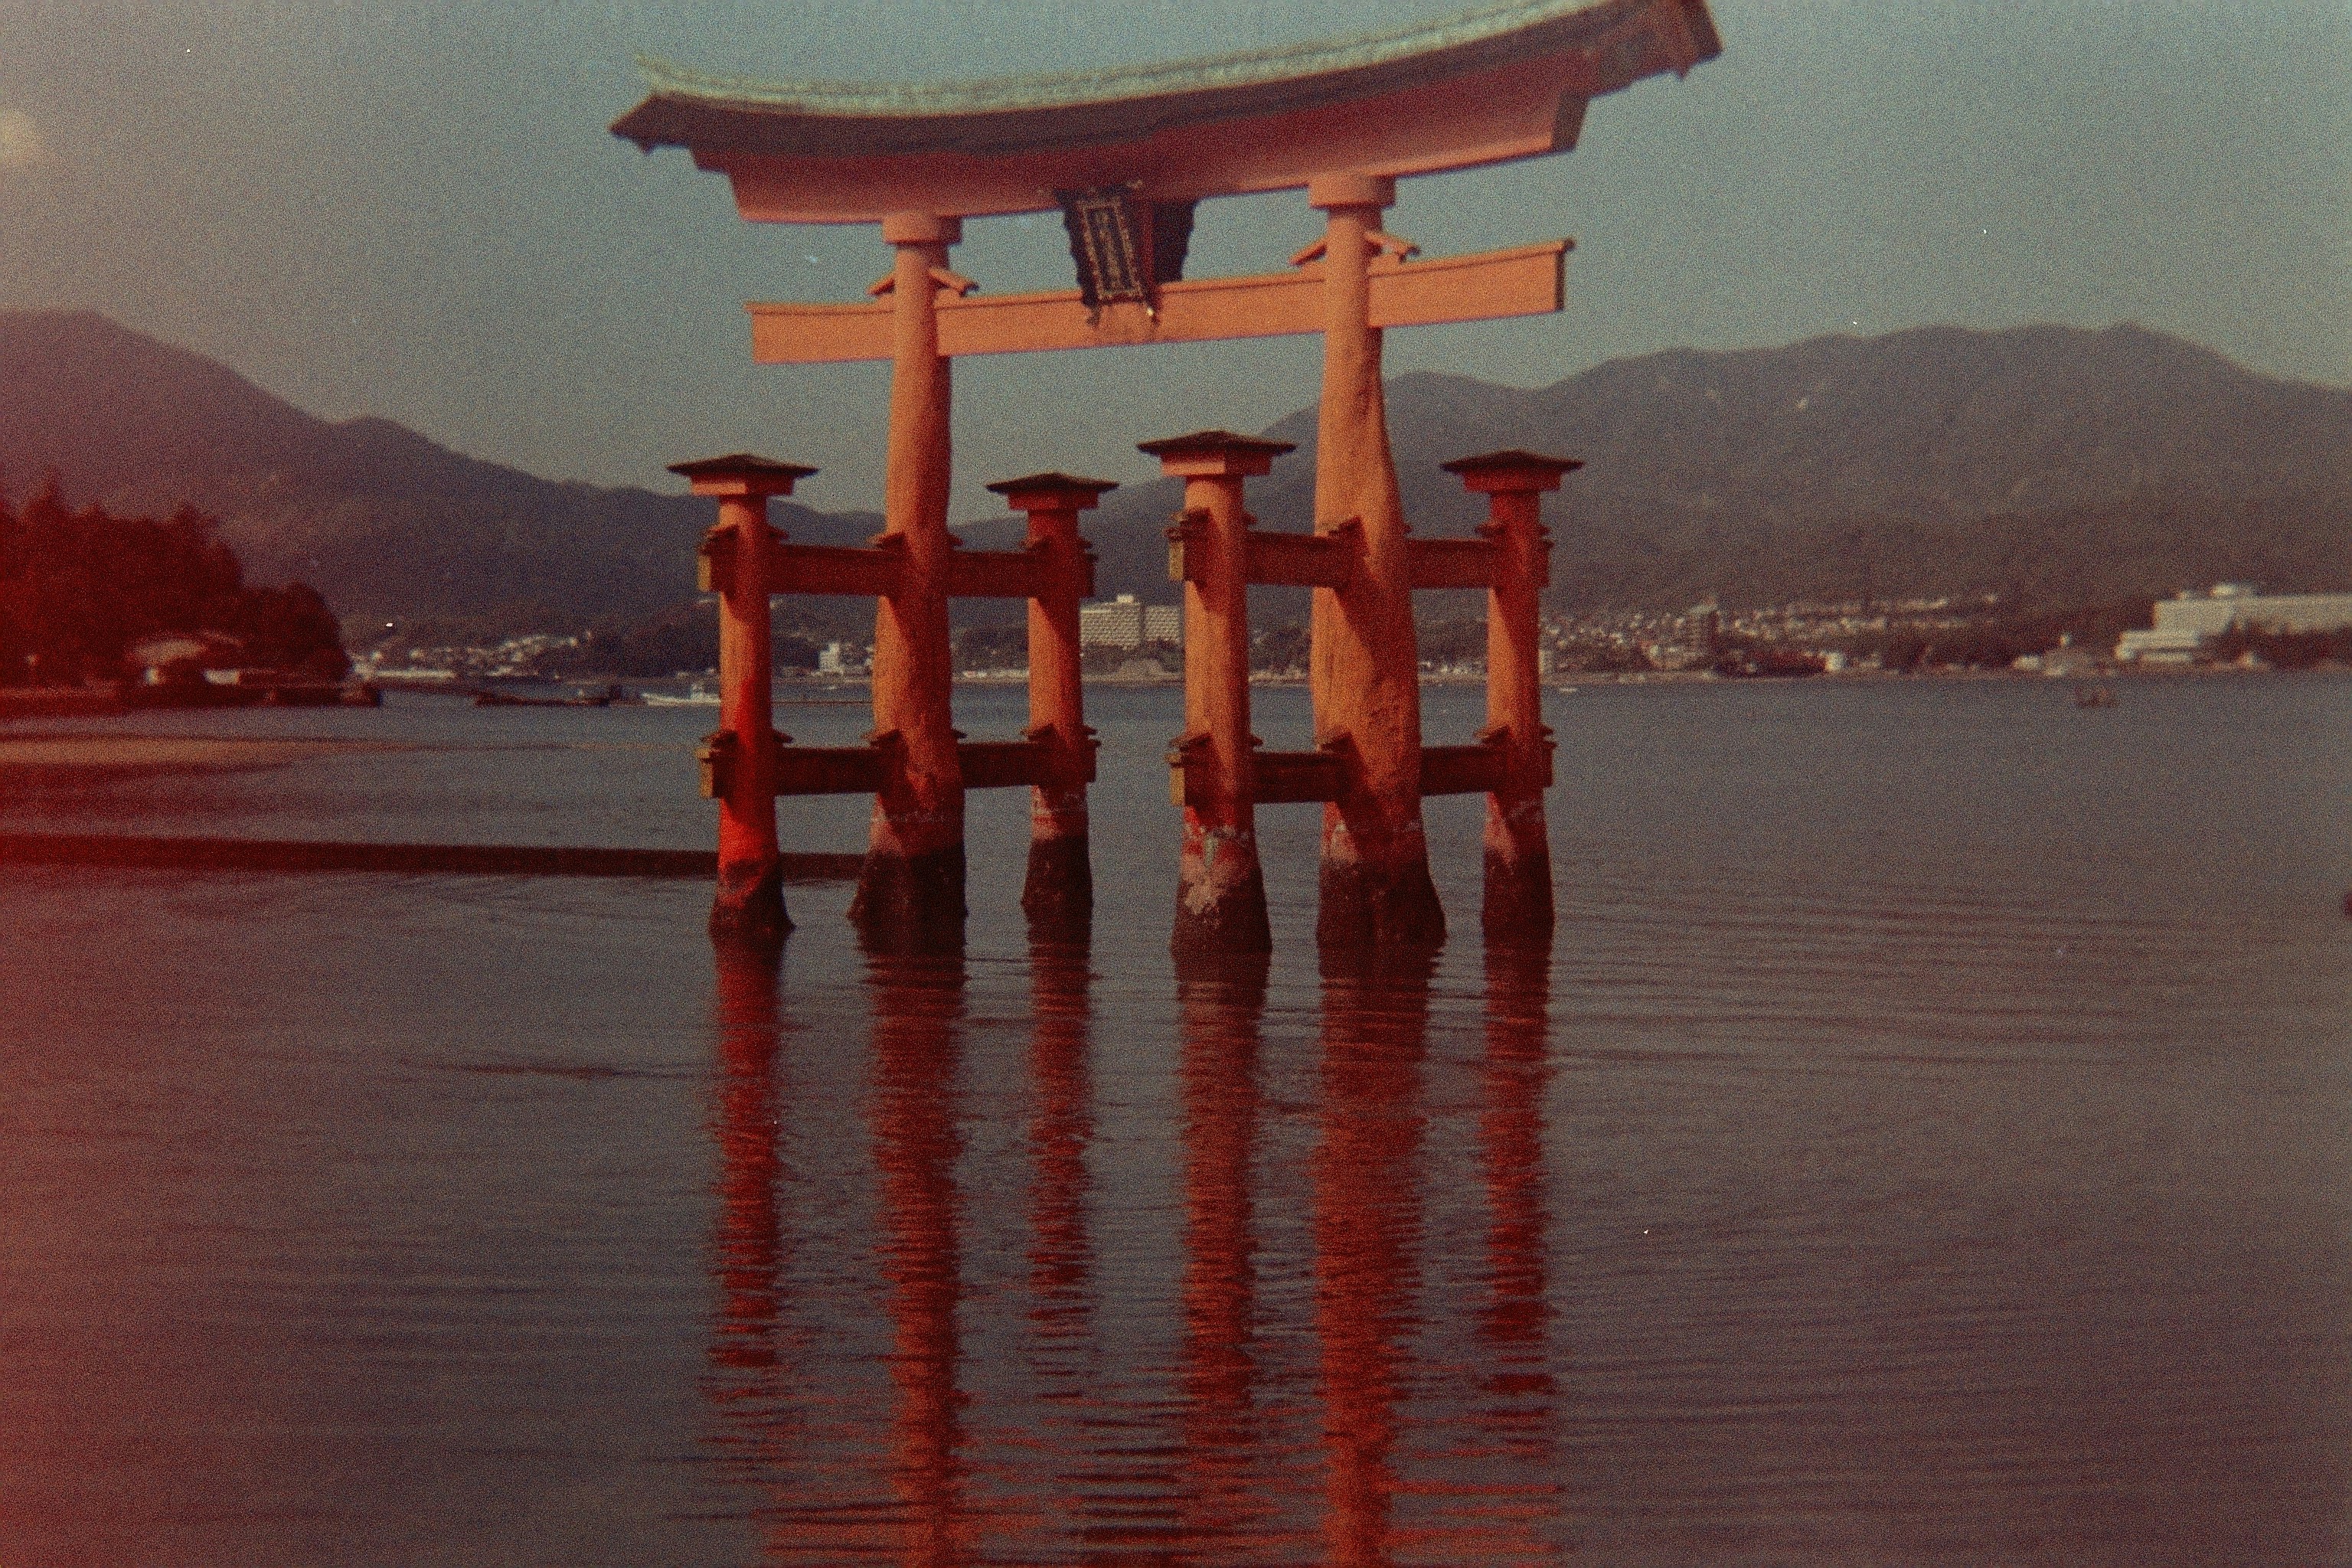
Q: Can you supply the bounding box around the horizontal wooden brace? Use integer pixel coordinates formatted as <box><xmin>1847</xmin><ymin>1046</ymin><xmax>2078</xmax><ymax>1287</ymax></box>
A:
<box><xmin>758</xmin><ymin>736</ymin><xmax>1090</xmax><ymax>797</ymax></box>
<box><xmin>957</xmin><ymin>737</ymin><xmax>1064</xmax><ymax>790</ymax></box>
<box><xmin>770</xmin><ymin>540</ymin><xmax>904</xmax><ymax>598</ymax></box>
<box><xmin>773</xmin><ymin>743</ymin><xmax>887</xmax><ymax>795</ymax></box>
<box><xmin>1249</xmin><ymin>524</ymin><xmax>1358</xmax><ymax>589</ymax></box>
<box><xmin>1254</xmin><ymin>747</ymin><xmax>1350</xmax><ymax>805</ymax></box>
<box><xmin>1166</xmin><ymin>737</ymin><xmax>1548</xmax><ymax>806</ymax></box>
<box><xmin>1406</xmin><ymin>535</ymin><xmax>1503</xmax><ymax>590</ymax></box>
<box><xmin>943</xmin><ymin>545</ymin><xmax>1047</xmax><ymax>600</ymax></box>
<box><xmin>1168</xmin><ymin>516</ymin><xmax>1361</xmax><ymax>589</ymax></box>
<box><xmin>750</xmin><ymin>240</ymin><xmax>1568</xmax><ymax>364</ymax></box>
<box><xmin>695</xmin><ymin>521</ymin><xmax>782</xmax><ymax>593</ymax></box>
<box><xmin>1419</xmin><ymin>740</ymin><xmax>1513</xmax><ymax>796</ymax></box>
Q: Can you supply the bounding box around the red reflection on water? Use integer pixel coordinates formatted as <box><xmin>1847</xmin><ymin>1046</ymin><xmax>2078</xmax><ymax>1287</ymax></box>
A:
<box><xmin>1175</xmin><ymin>954</ymin><xmax>1273</xmax><ymax>1555</ymax></box>
<box><xmin>1313</xmin><ymin>950</ymin><xmax>1434</xmax><ymax>1567</ymax></box>
<box><xmin>1474</xmin><ymin>947</ymin><xmax>1562</xmax><ymax>1554</ymax></box>
<box><xmin>710</xmin><ymin>942</ymin><xmax>787</xmax><ymax>1383</ymax></box>
<box><xmin>866</xmin><ymin>946</ymin><xmax>973</xmax><ymax>1568</ymax></box>
<box><xmin>1025</xmin><ymin>939</ymin><xmax>1095</xmax><ymax>1370</ymax></box>
<box><xmin>698</xmin><ymin>939</ymin><xmax>1569</xmax><ymax>1565</ymax></box>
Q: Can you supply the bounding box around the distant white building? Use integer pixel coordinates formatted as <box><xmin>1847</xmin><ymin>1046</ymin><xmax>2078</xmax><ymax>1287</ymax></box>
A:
<box><xmin>1080</xmin><ymin>593</ymin><xmax>1181</xmax><ymax>649</ymax></box>
<box><xmin>2115</xmin><ymin>584</ymin><xmax>2352</xmax><ymax>663</ymax></box>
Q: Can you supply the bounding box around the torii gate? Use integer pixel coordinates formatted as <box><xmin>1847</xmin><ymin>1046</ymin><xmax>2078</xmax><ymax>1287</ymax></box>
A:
<box><xmin>616</xmin><ymin>0</ymin><xmax>1720</xmax><ymax>950</ymax></box>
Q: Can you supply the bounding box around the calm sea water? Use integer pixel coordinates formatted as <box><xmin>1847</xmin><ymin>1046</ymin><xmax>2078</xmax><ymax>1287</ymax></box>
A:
<box><xmin>2</xmin><ymin>676</ymin><xmax>2348</xmax><ymax>1565</ymax></box>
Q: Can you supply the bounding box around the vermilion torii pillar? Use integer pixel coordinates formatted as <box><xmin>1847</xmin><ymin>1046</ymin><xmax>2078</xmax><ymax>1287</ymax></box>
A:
<box><xmin>1444</xmin><ymin>449</ymin><xmax>1579</xmax><ymax>945</ymax></box>
<box><xmin>850</xmin><ymin>211</ymin><xmax>972</xmax><ymax>946</ymax></box>
<box><xmin>1148</xmin><ymin>430</ymin><xmax>1294</xmax><ymax>959</ymax></box>
<box><xmin>984</xmin><ymin>472</ymin><xmax>1116</xmax><ymax>932</ymax></box>
<box><xmin>1305</xmin><ymin>172</ymin><xmax>1446</xmax><ymax>952</ymax></box>
<box><xmin>671</xmin><ymin>452</ymin><xmax>817</xmax><ymax>942</ymax></box>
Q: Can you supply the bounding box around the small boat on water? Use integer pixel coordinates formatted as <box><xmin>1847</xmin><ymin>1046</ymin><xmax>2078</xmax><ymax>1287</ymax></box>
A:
<box><xmin>2073</xmin><ymin>682</ymin><xmax>2118</xmax><ymax>708</ymax></box>
<box><xmin>642</xmin><ymin>681</ymin><xmax>721</xmax><ymax>707</ymax></box>
<box><xmin>473</xmin><ymin>683</ymin><xmax>627</xmax><ymax>708</ymax></box>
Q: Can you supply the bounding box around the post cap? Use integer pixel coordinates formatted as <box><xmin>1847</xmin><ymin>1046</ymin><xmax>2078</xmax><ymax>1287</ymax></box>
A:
<box><xmin>667</xmin><ymin>453</ymin><xmax>819</xmax><ymax>498</ymax></box>
<box><xmin>1307</xmin><ymin>171</ymin><xmax>1397</xmax><ymax>211</ymax></box>
<box><xmin>1137</xmin><ymin>430</ymin><xmax>1295</xmax><ymax>479</ymax></box>
<box><xmin>985</xmin><ymin>472</ymin><xmax>1121</xmax><ymax>510</ymax></box>
<box><xmin>1439</xmin><ymin>449</ymin><xmax>1583</xmax><ymax>493</ymax></box>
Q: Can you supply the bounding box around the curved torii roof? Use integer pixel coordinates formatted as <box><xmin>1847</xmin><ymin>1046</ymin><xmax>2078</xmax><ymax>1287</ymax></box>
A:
<box><xmin>612</xmin><ymin>0</ymin><xmax>1720</xmax><ymax>223</ymax></box>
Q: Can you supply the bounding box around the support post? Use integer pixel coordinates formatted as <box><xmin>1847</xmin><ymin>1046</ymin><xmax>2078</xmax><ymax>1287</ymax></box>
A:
<box><xmin>853</xmin><ymin>211</ymin><xmax>969</xmax><ymax>948</ymax></box>
<box><xmin>1441</xmin><ymin>449</ymin><xmax>1579</xmax><ymax>946</ymax></box>
<box><xmin>985</xmin><ymin>472</ymin><xmax>1117</xmax><ymax>933</ymax></box>
<box><xmin>671</xmin><ymin>453</ymin><xmax>820</xmax><ymax>942</ymax></box>
<box><xmin>1306</xmin><ymin>172</ymin><xmax>1445</xmax><ymax>952</ymax></box>
<box><xmin>1142</xmin><ymin>430</ymin><xmax>1294</xmax><ymax>960</ymax></box>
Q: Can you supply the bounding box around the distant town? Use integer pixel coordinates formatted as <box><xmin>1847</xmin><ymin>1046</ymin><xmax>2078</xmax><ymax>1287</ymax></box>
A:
<box><xmin>353</xmin><ymin>583</ymin><xmax>2352</xmax><ymax>689</ymax></box>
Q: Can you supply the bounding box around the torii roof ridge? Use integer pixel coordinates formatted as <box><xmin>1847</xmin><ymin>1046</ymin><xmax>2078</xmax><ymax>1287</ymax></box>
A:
<box><xmin>631</xmin><ymin>0</ymin><xmax>1696</xmax><ymax>120</ymax></box>
<box><xmin>613</xmin><ymin>0</ymin><xmax>1721</xmax><ymax>188</ymax></box>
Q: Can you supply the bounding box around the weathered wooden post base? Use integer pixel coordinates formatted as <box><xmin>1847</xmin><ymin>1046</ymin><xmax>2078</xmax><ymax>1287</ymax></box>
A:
<box><xmin>1316</xmin><ymin>825</ymin><xmax>1447</xmax><ymax>952</ymax></box>
<box><xmin>1480</xmin><ymin>794</ymin><xmax>1553</xmax><ymax>944</ymax></box>
<box><xmin>1174</xmin><ymin>823</ymin><xmax>1273</xmax><ymax>959</ymax></box>
<box><xmin>848</xmin><ymin>841</ymin><xmax>969</xmax><ymax>950</ymax></box>
<box><xmin>1021</xmin><ymin>826</ymin><xmax>1093</xmax><ymax>932</ymax></box>
<box><xmin>710</xmin><ymin>858</ymin><xmax>792</xmax><ymax>942</ymax></box>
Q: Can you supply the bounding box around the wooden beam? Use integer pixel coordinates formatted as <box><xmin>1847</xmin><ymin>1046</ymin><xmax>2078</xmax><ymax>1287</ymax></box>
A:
<box><xmin>958</xmin><ymin>737</ymin><xmax>1059</xmax><ymax>791</ymax></box>
<box><xmin>942</xmin><ymin>545</ymin><xmax>1047</xmax><ymax>601</ymax></box>
<box><xmin>1253</xmin><ymin>748</ymin><xmax>1349</xmax><ymax>805</ymax></box>
<box><xmin>773</xmin><ymin>743</ymin><xmax>887</xmax><ymax>795</ymax></box>
<box><xmin>1418</xmin><ymin>740</ymin><xmax>1514</xmax><ymax>796</ymax></box>
<box><xmin>750</xmin><ymin>240</ymin><xmax>1568</xmax><ymax>364</ymax></box>
<box><xmin>767</xmin><ymin>540</ymin><xmax>905</xmax><ymax>598</ymax></box>
<box><xmin>1248</xmin><ymin>525</ymin><xmax>1359</xmax><ymax>590</ymax></box>
<box><xmin>1406</xmin><ymin>536</ymin><xmax>1504</xmax><ymax>590</ymax></box>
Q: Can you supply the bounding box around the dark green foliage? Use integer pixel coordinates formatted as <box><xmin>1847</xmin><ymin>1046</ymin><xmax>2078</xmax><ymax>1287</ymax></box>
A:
<box><xmin>0</xmin><ymin>478</ymin><xmax>346</xmax><ymax>685</ymax></box>
<box><xmin>542</xmin><ymin>601</ymin><xmax>828</xmax><ymax>678</ymax></box>
<box><xmin>1416</xmin><ymin>617</ymin><xmax>1488</xmax><ymax>668</ymax></box>
<box><xmin>1843</xmin><ymin>600</ymin><xmax>2154</xmax><ymax>670</ymax></box>
<box><xmin>2203</xmin><ymin>624</ymin><xmax>2352</xmax><ymax>669</ymax></box>
<box><xmin>1250</xmin><ymin>622</ymin><xmax>1308</xmax><ymax>675</ymax></box>
<box><xmin>955</xmin><ymin>622</ymin><xmax>1029</xmax><ymax>671</ymax></box>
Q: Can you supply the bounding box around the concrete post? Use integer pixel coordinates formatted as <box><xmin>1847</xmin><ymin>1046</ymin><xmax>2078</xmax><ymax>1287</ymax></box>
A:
<box><xmin>1142</xmin><ymin>430</ymin><xmax>1293</xmax><ymax>959</ymax></box>
<box><xmin>1306</xmin><ymin>172</ymin><xmax>1445</xmax><ymax>952</ymax></box>
<box><xmin>853</xmin><ymin>211</ymin><xmax>968</xmax><ymax>948</ymax></box>
<box><xmin>985</xmin><ymin>472</ymin><xmax>1116</xmax><ymax>933</ymax></box>
<box><xmin>1442</xmin><ymin>449</ymin><xmax>1578</xmax><ymax>946</ymax></box>
<box><xmin>671</xmin><ymin>453</ymin><xmax>818</xmax><ymax>942</ymax></box>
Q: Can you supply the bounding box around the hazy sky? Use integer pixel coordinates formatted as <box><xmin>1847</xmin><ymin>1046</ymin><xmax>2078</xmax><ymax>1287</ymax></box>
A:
<box><xmin>3</xmin><ymin>0</ymin><xmax>2347</xmax><ymax>517</ymax></box>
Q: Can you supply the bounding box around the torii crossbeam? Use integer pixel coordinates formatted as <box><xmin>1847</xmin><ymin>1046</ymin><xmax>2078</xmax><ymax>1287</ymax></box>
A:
<box><xmin>616</xmin><ymin>0</ymin><xmax>1720</xmax><ymax>951</ymax></box>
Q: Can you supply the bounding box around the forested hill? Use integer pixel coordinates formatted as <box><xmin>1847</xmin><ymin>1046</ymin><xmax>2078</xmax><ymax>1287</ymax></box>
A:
<box><xmin>8</xmin><ymin>310</ymin><xmax>2347</xmax><ymax>631</ymax></box>
<box><xmin>0</xmin><ymin>311</ymin><xmax>880</xmax><ymax>629</ymax></box>
<box><xmin>1034</xmin><ymin>322</ymin><xmax>2352</xmax><ymax>616</ymax></box>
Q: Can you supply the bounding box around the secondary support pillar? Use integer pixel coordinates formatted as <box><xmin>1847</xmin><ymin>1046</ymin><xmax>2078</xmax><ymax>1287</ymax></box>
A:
<box><xmin>1145</xmin><ymin>430</ymin><xmax>1295</xmax><ymax>960</ymax></box>
<box><xmin>1442</xmin><ymin>449</ymin><xmax>1579</xmax><ymax>946</ymax></box>
<box><xmin>1306</xmin><ymin>172</ymin><xmax>1445</xmax><ymax>952</ymax></box>
<box><xmin>852</xmin><ymin>211</ymin><xmax>969</xmax><ymax>947</ymax></box>
<box><xmin>671</xmin><ymin>452</ymin><xmax>820</xmax><ymax>942</ymax></box>
<box><xmin>985</xmin><ymin>472</ymin><xmax>1116</xmax><ymax>933</ymax></box>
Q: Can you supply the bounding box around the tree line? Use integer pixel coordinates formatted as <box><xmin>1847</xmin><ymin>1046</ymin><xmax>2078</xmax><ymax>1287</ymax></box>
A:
<box><xmin>0</xmin><ymin>479</ymin><xmax>348</xmax><ymax>687</ymax></box>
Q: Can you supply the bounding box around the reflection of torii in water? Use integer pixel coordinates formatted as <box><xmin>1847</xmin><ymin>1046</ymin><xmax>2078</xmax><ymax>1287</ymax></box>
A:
<box><xmin>616</xmin><ymin>0</ymin><xmax>1720</xmax><ymax>951</ymax></box>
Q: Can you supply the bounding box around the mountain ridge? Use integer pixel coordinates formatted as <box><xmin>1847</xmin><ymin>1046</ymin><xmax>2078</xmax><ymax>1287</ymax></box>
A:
<box><xmin>5</xmin><ymin>310</ymin><xmax>2346</xmax><ymax>631</ymax></box>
